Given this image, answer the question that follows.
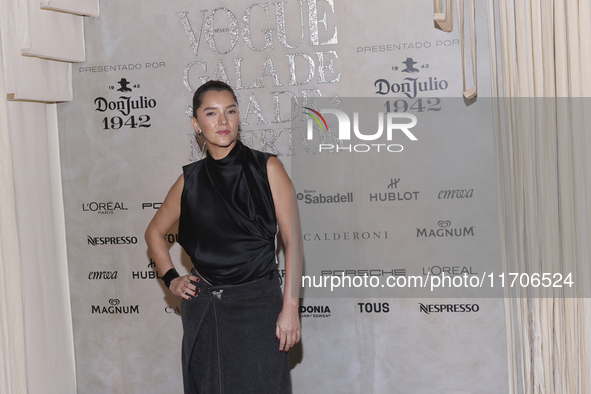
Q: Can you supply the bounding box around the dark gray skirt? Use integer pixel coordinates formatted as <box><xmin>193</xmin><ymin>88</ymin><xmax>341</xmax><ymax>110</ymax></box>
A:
<box><xmin>181</xmin><ymin>271</ymin><xmax>291</xmax><ymax>394</ymax></box>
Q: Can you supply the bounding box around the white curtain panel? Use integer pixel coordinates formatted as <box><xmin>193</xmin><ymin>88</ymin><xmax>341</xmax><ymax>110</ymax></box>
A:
<box><xmin>2</xmin><ymin>0</ymin><xmax>99</xmax><ymax>102</ymax></box>
<box><xmin>486</xmin><ymin>0</ymin><xmax>591</xmax><ymax>392</ymax></box>
<box><xmin>40</xmin><ymin>0</ymin><xmax>99</xmax><ymax>17</ymax></box>
<box><xmin>1</xmin><ymin>0</ymin><xmax>98</xmax><ymax>392</ymax></box>
<box><xmin>0</xmin><ymin>51</ymin><xmax>28</xmax><ymax>394</ymax></box>
<box><xmin>1</xmin><ymin>0</ymin><xmax>73</xmax><ymax>101</ymax></box>
<box><xmin>5</xmin><ymin>59</ymin><xmax>73</xmax><ymax>102</ymax></box>
<box><xmin>20</xmin><ymin>0</ymin><xmax>86</xmax><ymax>62</ymax></box>
<box><xmin>6</xmin><ymin>101</ymin><xmax>77</xmax><ymax>394</ymax></box>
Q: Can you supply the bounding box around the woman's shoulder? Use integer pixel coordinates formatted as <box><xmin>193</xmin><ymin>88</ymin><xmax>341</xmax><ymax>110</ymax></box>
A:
<box><xmin>182</xmin><ymin>159</ymin><xmax>205</xmax><ymax>178</ymax></box>
<box><xmin>242</xmin><ymin>143</ymin><xmax>277</xmax><ymax>169</ymax></box>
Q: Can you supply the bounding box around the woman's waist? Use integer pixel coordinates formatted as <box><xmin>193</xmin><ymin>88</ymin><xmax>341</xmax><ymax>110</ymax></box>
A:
<box><xmin>190</xmin><ymin>247</ymin><xmax>277</xmax><ymax>284</ymax></box>
<box><xmin>191</xmin><ymin>267</ymin><xmax>280</xmax><ymax>300</ymax></box>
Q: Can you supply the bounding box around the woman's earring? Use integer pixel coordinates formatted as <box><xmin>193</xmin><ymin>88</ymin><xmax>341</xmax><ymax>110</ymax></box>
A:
<box><xmin>199</xmin><ymin>140</ymin><xmax>207</xmax><ymax>157</ymax></box>
<box><xmin>189</xmin><ymin>131</ymin><xmax>207</xmax><ymax>160</ymax></box>
<box><xmin>196</xmin><ymin>131</ymin><xmax>207</xmax><ymax>156</ymax></box>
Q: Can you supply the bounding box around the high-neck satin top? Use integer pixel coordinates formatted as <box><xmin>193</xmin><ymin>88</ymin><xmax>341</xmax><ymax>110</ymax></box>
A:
<box><xmin>178</xmin><ymin>140</ymin><xmax>278</xmax><ymax>285</ymax></box>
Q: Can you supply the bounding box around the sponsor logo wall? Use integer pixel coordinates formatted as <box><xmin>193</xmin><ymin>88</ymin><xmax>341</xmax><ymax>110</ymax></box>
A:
<box><xmin>58</xmin><ymin>1</ymin><xmax>508</xmax><ymax>393</ymax></box>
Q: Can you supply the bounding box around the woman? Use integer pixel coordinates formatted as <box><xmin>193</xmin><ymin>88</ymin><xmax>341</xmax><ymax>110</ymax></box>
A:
<box><xmin>145</xmin><ymin>80</ymin><xmax>302</xmax><ymax>393</ymax></box>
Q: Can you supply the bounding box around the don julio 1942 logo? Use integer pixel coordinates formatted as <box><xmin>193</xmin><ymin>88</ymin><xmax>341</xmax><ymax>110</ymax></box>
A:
<box><xmin>94</xmin><ymin>78</ymin><xmax>157</xmax><ymax>130</ymax></box>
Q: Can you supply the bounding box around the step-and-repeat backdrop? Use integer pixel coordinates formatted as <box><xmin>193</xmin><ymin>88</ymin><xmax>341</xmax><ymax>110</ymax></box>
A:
<box><xmin>58</xmin><ymin>1</ymin><xmax>509</xmax><ymax>393</ymax></box>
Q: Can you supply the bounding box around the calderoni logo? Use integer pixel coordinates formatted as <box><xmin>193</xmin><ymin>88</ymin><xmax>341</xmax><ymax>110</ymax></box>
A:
<box><xmin>419</xmin><ymin>303</ymin><xmax>479</xmax><ymax>314</ymax></box>
<box><xmin>303</xmin><ymin>107</ymin><xmax>417</xmax><ymax>153</ymax></box>
<box><xmin>416</xmin><ymin>220</ymin><xmax>474</xmax><ymax>238</ymax></box>
<box><xmin>88</xmin><ymin>271</ymin><xmax>118</xmax><ymax>280</ymax></box>
<box><xmin>91</xmin><ymin>299</ymin><xmax>139</xmax><ymax>314</ymax></box>
<box><xmin>87</xmin><ymin>236</ymin><xmax>138</xmax><ymax>246</ymax></box>
<box><xmin>82</xmin><ymin>201</ymin><xmax>128</xmax><ymax>214</ymax></box>
<box><xmin>299</xmin><ymin>305</ymin><xmax>332</xmax><ymax>318</ymax></box>
<box><xmin>296</xmin><ymin>189</ymin><xmax>353</xmax><ymax>204</ymax></box>
<box><xmin>303</xmin><ymin>230</ymin><xmax>388</xmax><ymax>241</ymax></box>
<box><xmin>165</xmin><ymin>306</ymin><xmax>182</xmax><ymax>315</ymax></box>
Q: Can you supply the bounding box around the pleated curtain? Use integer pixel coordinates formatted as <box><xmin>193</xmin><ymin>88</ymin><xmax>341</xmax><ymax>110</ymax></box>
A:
<box><xmin>485</xmin><ymin>0</ymin><xmax>590</xmax><ymax>393</ymax></box>
<box><xmin>0</xmin><ymin>1</ymin><xmax>98</xmax><ymax>393</ymax></box>
<box><xmin>437</xmin><ymin>0</ymin><xmax>590</xmax><ymax>392</ymax></box>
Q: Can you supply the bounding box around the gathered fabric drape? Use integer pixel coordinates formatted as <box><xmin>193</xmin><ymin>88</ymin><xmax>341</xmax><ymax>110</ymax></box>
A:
<box><xmin>486</xmin><ymin>0</ymin><xmax>591</xmax><ymax>392</ymax></box>
<box><xmin>436</xmin><ymin>1</ymin><xmax>590</xmax><ymax>392</ymax></box>
<box><xmin>0</xmin><ymin>1</ymin><xmax>98</xmax><ymax>393</ymax></box>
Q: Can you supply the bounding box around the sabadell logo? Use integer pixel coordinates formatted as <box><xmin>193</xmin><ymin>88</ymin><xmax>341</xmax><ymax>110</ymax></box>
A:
<box><xmin>296</xmin><ymin>190</ymin><xmax>353</xmax><ymax>204</ymax></box>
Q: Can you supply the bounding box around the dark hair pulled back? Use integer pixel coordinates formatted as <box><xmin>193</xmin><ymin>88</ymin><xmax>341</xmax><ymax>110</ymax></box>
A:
<box><xmin>192</xmin><ymin>80</ymin><xmax>238</xmax><ymax>118</ymax></box>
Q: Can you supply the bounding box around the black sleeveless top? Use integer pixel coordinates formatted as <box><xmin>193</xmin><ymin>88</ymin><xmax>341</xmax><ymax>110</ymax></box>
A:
<box><xmin>178</xmin><ymin>141</ymin><xmax>278</xmax><ymax>285</ymax></box>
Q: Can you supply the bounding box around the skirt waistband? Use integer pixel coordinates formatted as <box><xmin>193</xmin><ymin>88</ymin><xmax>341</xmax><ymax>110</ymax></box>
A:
<box><xmin>191</xmin><ymin>268</ymin><xmax>278</xmax><ymax>300</ymax></box>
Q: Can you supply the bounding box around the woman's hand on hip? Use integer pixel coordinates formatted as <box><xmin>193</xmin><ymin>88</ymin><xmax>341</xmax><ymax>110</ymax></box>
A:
<box><xmin>276</xmin><ymin>305</ymin><xmax>300</xmax><ymax>352</ymax></box>
<box><xmin>170</xmin><ymin>275</ymin><xmax>200</xmax><ymax>300</ymax></box>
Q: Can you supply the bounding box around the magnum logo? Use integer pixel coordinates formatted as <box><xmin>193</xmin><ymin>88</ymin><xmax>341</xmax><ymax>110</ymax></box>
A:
<box><xmin>416</xmin><ymin>221</ymin><xmax>474</xmax><ymax>238</ymax></box>
<box><xmin>91</xmin><ymin>299</ymin><xmax>139</xmax><ymax>314</ymax></box>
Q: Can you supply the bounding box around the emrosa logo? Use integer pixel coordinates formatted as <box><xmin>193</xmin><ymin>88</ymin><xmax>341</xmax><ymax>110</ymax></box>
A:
<box><xmin>303</xmin><ymin>107</ymin><xmax>418</xmax><ymax>153</ymax></box>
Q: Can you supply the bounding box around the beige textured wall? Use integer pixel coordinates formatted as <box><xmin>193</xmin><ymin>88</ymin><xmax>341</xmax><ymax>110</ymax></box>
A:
<box><xmin>57</xmin><ymin>1</ymin><xmax>509</xmax><ymax>393</ymax></box>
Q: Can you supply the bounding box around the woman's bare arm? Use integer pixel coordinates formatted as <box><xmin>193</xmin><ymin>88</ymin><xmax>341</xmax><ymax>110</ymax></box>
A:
<box><xmin>144</xmin><ymin>174</ymin><xmax>199</xmax><ymax>299</ymax></box>
<box><xmin>267</xmin><ymin>156</ymin><xmax>303</xmax><ymax>352</ymax></box>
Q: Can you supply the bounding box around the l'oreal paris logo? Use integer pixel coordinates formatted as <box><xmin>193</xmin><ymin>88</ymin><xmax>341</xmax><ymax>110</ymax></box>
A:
<box><xmin>303</xmin><ymin>107</ymin><xmax>418</xmax><ymax>153</ymax></box>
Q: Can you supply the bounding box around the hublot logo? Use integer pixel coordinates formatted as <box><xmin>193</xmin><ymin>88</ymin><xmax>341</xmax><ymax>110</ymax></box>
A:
<box><xmin>133</xmin><ymin>261</ymin><xmax>163</xmax><ymax>280</ymax></box>
<box><xmin>368</xmin><ymin>178</ymin><xmax>419</xmax><ymax>202</ymax></box>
